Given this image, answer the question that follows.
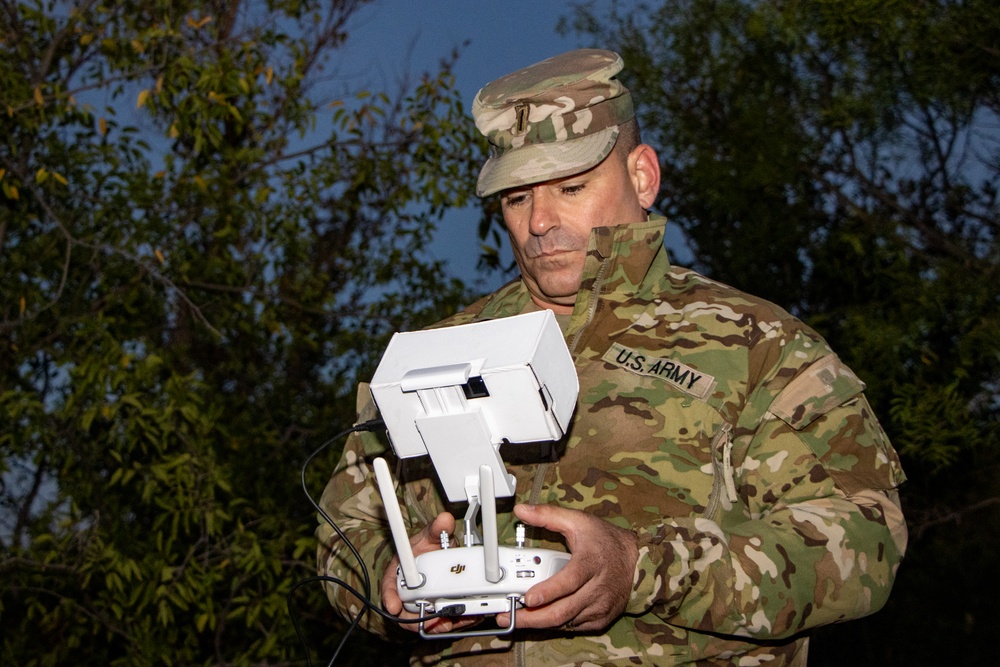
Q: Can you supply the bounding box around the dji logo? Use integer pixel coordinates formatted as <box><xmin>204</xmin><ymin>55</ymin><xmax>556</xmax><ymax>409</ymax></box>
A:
<box><xmin>449</xmin><ymin>564</ymin><xmax>466</xmax><ymax>575</ymax></box>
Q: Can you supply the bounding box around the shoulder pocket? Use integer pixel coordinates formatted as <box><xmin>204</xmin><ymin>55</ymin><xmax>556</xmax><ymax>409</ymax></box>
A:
<box><xmin>770</xmin><ymin>355</ymin><xmax>864</xmax><ymax>430</ymax></box>
<box><xmin>770</xmin><ymin>356</ymin><xmax>905</xmax><ymax>492</ymax></box>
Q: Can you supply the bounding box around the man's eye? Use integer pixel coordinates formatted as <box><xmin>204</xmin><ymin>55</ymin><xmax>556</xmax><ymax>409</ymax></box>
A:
<box><xmin>503</xmin><ymin>194</ymin><xmax>529</xmax><ymax>208</ymax></box>
<box><xmin>560</xmin><ymin>184</ymin><xmax>585</xmax><ymax>196</ymax></box>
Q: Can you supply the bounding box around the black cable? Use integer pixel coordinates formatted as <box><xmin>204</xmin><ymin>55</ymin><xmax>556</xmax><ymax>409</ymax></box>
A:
<box><xmin>287</xmin><ymin>573</ymin><xmax>466</xmax><ymax>667</ymax></box>
<box><xmin>294</xmin><ymin>418</ymin><xmax>397</xmax><ymax>667</ymax></box>
<box><xmin>291</xmin><ymin>575</ymin><xmax>467</xmax><ymax>625</ymax></box>
<box><xmin>301</xmin><ymin>420</ymin><xmax>383</xmax><ymax>599</ymax></box>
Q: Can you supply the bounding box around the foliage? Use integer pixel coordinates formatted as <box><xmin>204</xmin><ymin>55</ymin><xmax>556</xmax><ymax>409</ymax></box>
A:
<box><xmin>562</xmin><ymin>0</ymin><xmax>1000</xmax><ymax>663</ymax></box>
<box><xmin>0</xmin><ymin>0</ymin><xmax>479</xmax><ymax>664</ymax></box>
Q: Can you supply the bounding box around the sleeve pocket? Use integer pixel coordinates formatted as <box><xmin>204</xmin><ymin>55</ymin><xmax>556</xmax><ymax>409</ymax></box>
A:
<box><xmin>770</xmin><ymin>355</ymin><xmax>866</xmax><ymax>429</ymax></box>
<box><xmin>770</xmin><ymin>356</ymin><xmax>906</xmax><ymax>493</ymax></box>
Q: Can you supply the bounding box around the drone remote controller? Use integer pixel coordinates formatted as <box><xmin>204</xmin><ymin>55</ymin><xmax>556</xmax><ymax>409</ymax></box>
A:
<box><xmin>366</xmin><ymin>312</ymin><xmax>579</xmax><ymax>639</ymax></box>
<box><xmin>373</xmin><ymin>457</ymin><xmax>571</xmax><ymax>638</ymax></box>
<box><xmin>398</xmin><ymin>544</ymin><xmax>571</xmax><ymax>615</ymax></box>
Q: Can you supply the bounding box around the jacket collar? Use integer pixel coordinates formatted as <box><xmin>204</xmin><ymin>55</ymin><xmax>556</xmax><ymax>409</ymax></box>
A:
<box><xmin>577</xmin><ymin>215</ymin><xmax>668</xmax><ymax>304</ymax></box>
<box><xmin>477</xmin><ymin>215</ymin><xmax>670</xmax><ymax>320</ymax></box>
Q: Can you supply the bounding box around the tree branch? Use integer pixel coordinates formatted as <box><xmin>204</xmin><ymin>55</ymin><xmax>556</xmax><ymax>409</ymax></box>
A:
<box><xmin>912</xmin><ymin>496</ymin><xmax>1000</xmax><ymax>540</ymax></box>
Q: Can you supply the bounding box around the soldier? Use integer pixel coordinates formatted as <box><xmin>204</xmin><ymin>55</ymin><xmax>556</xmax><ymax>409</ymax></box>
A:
<box><xmin>317</xmin><ymin>48</ymin><xmax>907</xmax><ymax>666</ymax></box>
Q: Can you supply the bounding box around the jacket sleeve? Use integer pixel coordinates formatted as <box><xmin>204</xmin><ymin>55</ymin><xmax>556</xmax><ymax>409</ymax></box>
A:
<box><xmin>626</xmin><ymin>350</ymin><xmax>908</xmax><ymax>639</ymax></box>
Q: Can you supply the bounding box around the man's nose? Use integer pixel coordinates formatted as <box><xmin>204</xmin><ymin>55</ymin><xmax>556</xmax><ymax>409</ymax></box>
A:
<box><xmin>528</xmin><ymin>187</ymin><xmax>559</xmax><ymax>236</ymax></box>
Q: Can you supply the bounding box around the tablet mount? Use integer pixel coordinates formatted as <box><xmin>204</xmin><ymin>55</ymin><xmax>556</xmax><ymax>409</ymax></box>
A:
<box><xmin>368</xmin><ymin>311</ymin><xmax>578</xmax><ymax>640</ymax></box>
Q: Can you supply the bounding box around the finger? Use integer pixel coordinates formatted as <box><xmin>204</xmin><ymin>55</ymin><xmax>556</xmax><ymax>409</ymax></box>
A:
<box><xmin>380</xmin><ymin>572</ymin><xmax>426</xmax><ymax>634</ymax></box>
<box><xmin>498</xmin><ymin>593</ymin><xmax>579</xmax><ymax>630</ymax></box>
<box><xmin>521</xmin><ymin>559</ymin><xmax>588</xmax><ymax>608</ymax></box>
<box><xmin>513</xmin><ymin>503</ymin><xmax>587</xmax><ymax>548</ymax></box>
<box><xmin>513</xmin><ymin>503</ymin><xmax>568</xmax><ymax>530</ymax></box>
<box><xmin>501</xmin><ymin>577</ymin><xmax>613</xmax><ymax>631</ymax></box>
<box><xmin>411</xmin><ymin>512</ymin><xmax>456</xmax><ymax>554</ymax></box>
<box><xmin>380</xmin><ymin>557</ymin><xmax>403</xmax><ymax>615</ymax></box>
<box><xmin>508</xmin><ymin>504</ymin><xmax>584</xmax><ymax>609</ymax></box>
<box><xmin>429</xmin><ymin>511</ymin><xmax>456</xmax><ymax>537</ymax></box>
<box><xmin>422</xmin><ymin>615</ymin><xmax>483</xmax><ymax>634</ymax></box>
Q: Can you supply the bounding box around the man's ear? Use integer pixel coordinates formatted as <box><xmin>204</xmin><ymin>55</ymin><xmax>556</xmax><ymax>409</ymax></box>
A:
<box><xmin>628</xmin><ymin>144</ymin><xmax>661</xmax><ymax>210</ymax></box>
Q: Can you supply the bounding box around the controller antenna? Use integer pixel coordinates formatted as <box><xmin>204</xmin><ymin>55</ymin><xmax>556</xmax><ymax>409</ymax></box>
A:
<box><xmin>373</xmin><ymin>457</ymin><xmax>425</xmax><ymax>589</ymax></box>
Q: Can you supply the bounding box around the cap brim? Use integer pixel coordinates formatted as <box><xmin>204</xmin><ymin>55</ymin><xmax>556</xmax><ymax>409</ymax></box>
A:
<box><xmin>476</xmin><ymin>127</ymin><xmax>620</xmax><ymax>197</ymax></box>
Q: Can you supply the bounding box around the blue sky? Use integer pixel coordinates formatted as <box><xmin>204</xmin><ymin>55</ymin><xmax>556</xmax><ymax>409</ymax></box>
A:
<box><xmin>341</xmin><ymin>2</ymin><xmax>599</xmax><ymax>290</ymax></box>
<box><xmin>346</xmin><ymin>2</ymin><xmax>588</xmax><ymax>112</ymax></box>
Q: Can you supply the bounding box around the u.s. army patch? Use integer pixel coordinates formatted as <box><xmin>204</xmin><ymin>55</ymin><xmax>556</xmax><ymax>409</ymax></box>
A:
<box><xmin>602</xmin><ymin>343</ymin><xmax>716</xmax><ymax>400</ymax></box>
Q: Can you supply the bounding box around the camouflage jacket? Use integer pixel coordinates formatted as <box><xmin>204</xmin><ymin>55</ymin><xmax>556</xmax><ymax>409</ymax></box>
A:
<box><xmin>316</xmin><ymin>217</ymin><xmax>907</xmax><ymax>666</ymax></box>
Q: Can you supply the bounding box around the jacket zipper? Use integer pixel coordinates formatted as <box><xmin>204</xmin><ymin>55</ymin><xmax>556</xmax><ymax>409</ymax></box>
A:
<box><xmin>568</xmin><ymin>256</ymin><xmax>612</xmax><ymax>356</ymax></box>
<box><xmin>703</xmin><ymin>423</ymin><xmax>736</xmax><ymax>519</ymax></box>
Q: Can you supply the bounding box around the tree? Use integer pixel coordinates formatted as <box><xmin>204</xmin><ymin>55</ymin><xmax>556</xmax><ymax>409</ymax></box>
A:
<box><xmin>1</xmin><ymin>0</ymin><xmax>478</xmax><ymax>664</ymax></box>
<box><xmin>562</xmin><ymin>1</ymin><xmax>999</xmax><ymax>664</ymax></box>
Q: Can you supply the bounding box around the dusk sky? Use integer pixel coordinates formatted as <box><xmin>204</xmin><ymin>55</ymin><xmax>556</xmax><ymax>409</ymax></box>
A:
<box><xmin>348</xmin><ymin>1</ymin><xmax>588</xmax><ymax>102</ymax></box>
<box><xmin>342</xmin><ymin>2</ymin><xmax>604</xmax><ymax>289</ymax></box>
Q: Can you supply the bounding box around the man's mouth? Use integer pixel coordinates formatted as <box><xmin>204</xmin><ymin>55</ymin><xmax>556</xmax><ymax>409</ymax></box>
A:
<box><xmin>529</xmin><ymin>246</ymin><xmax>576</xmax><ymax>259</ymax></box>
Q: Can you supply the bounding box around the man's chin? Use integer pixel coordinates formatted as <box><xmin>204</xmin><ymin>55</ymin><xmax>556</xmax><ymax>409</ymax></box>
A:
<box><xmin>533</xmin><ymin>277</ymin><xmax>583</xmax><ymax>306</ymax></box>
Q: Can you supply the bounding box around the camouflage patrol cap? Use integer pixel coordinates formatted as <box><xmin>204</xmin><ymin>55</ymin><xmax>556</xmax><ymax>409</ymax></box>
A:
<box><xmin>472</xmin><ymin>48</ymin><xmax>634</xmax><ymax>197</ymax></box>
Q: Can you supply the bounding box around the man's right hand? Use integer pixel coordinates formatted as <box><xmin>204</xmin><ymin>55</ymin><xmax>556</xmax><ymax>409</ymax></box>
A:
<box><xmin>380</xmin><ymin>511</ymin><xmax>480</xmax><ymax>634</ymax></box>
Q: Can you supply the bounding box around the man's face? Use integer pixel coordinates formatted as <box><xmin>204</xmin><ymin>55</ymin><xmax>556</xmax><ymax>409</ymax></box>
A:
<box><xmin>500</xmin><ymin>147</ymin><xmax>650</xmax><ymax>313</ymax></box>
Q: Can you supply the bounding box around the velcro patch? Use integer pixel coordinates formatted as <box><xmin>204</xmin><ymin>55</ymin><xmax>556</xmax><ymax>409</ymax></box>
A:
<box><xmin>602</xmin><ymin>343</ymin><xmax>716</xmax><ymax>400</ymax></box>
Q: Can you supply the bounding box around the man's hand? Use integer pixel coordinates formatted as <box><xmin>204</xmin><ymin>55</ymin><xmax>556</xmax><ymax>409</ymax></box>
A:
<box><xmin>380</xmin><ymin>511</ymin><xmax>479</xmax><ymax>634</ymax></box>
<box><xmin>496</xmin><ymin>503</ymin><xmax>639</xmax><ymax>633</ymax></box>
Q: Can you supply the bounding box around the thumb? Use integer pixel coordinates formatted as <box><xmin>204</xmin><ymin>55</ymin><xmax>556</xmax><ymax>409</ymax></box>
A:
<box><xmin>429</xmin><ymin>511</ymin><xmax>456</xmax><ymax>539</ymax></box>
<box><xmin>513</xmin><ymin>503</ymin><xmax>573</xmax><ymax>534</ymax></box>
<box><xmin>412</xmin><ymin>512</ymin><xmax>456</xmax><ymax>551</ymax></box>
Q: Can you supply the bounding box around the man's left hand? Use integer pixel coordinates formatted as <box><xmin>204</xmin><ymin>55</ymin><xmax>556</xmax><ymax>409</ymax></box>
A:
<box><xmin>495</xmin><ymin>503</ymin><xmax>639</xmax><ymax>632</ymax></box>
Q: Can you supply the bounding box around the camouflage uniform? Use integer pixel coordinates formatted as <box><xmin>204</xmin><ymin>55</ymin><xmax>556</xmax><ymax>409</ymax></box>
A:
<box><xmin>317</xmin><ymin>49</ymin><xmax>906</xmax><ymax>665</ymax></box>
<box><xmin>316</xmin><ymin>215</ymin><xmax>907</xmax><ymax>666</ymax></box>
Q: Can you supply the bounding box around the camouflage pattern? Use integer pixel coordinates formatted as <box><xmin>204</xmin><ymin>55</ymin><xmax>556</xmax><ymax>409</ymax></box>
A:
<box><xmin>473</xmin><ymin>49</ymin><xmax>634</xmax><ymax>197</ymax></box>
<box><xmin>316</xmin><ymin>216</ymin><xmax>908</xmax><ymax>666</ymax></box>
